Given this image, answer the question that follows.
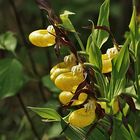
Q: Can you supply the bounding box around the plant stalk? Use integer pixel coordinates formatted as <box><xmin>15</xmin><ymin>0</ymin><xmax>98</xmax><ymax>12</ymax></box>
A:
<box><xmin>74</xmin><ymin>32</ymin><xmax>85</xmax><ymax>52</ymax></box>
<box><xmin>17</xmin><ymin>94</ymin><xmax>41</xmax><ymax>140</ymax></box>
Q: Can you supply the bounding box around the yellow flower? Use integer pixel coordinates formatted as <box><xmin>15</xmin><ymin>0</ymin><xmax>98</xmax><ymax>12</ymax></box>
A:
<box><xmin>59</xmin><ymin>91</ymin><xmax>87</xmax><ymax>105</ymax></box>
<box><xmin>55</xmin><ymin>71</ymin><xmax>84</xmax><ymax>91</ymax></box>
<box><xmin>51</xmin><ymin>62</ymin><xmax>84</xmax><ymax>91</ymax></box>
<box><xmin>68</xmin><ymin>107</ymin><xmax>96</xmax><ymax>128</ymax></box>
<box><xmin>29</xmin><ymin>25</ymin><xmax>56</xmax><ymax>47</ymax></box>
<box><xmin>102</xmin><ymin>47</ymin><xmax>118</xmax><ymax>73</ymax></box>
<box><xmin>50</xmin><ymin>62</ymin><xmax>68</xmax><ymax>75</ymax></box>
<box><xmin>50</xmin><ymin>66</ymin><xmax>70</xmax><ymax>82</ymax></box>
<box><xmin>50</xmin><ymin>53</ymin><xmax>77</xmax><ymax>81</ymax></box>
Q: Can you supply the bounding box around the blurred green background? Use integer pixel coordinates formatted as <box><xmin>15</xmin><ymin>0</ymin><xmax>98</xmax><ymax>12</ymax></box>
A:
<box><xmin>0</xmin><ymin>0</ymin><xmax>138</xmax><ymax>140</ymax></box>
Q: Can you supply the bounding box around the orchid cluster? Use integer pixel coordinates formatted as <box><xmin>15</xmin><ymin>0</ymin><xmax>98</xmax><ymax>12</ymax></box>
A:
<box><xmin>29</xmin><ymin>22</ymin><xmax>121</xmax><ymax>127</ymax></box>
<box><xmin>28</xmin><ymin>0</ymin><xmax>140</xmax><ymax>139</ymax></box>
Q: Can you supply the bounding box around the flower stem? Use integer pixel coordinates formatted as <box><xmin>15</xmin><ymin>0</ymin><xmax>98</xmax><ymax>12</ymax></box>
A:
<box><xmin>74</xmin><ymin>32</ymin><xmax>85</xmax><ymax>52</ymax></box>
<box><xmin>17</xmin><ymin>93</ymin><xmax>41</xmax><ymax>140</ymax></box>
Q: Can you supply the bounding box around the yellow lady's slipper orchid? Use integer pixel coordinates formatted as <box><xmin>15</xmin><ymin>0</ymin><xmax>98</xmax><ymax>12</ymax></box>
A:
<box><xmin>50</xmin><ymin>53</ymin><xmax>77</xmax><ymax>77</ymax></box>
<box><xmin>68</xmin><ymin>107</ymin><xmax>96</xmax><ymax>128</ymax></box>
<box><xmin>52</xmin><ymin>63</ymin><xmax>84</xmax><ymax>91</ymax></box>
<box><xmin>50</xmin><ymin>54</ymin><xmax>77</xmax><ymax>81</ymax></box>
<box><xmin>50</xmin><ymin>67</ymin><xmax>70</xmax><ymax>81</ymax></box>
<box><xmin>50</xmin><ymin>62</ymin><xmax>68</xmax><ymax>75</ymax></box>
<box><xmin>29</xmin><ymin>25</ymin><xmax>56</xmax><ymax>47</ymax></box>
<box><xmin>55</xmin><ymin>72</ymin><xmax>84</xmax><ymax>91</ymax></box>
<box><xmin>102</xmin><ymin>47</ymin><xmax>119</xmax><ymax>73</ymax></box>
<box><xmin>59</xmin><ymin>91</ymin><xmax>87</xmax><ymax>105</ymax></box>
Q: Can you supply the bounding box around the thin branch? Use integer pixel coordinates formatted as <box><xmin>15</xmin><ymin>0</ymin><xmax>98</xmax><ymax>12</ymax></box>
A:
<box><xmin>9</xmin><ymin>0</ymin><xmax>48</xmax><ymax>102</ymax></box>
<box><xmin>17</xmin><ymin>94</ymin><xmax>41</xmax><ymax>140</ymax></box>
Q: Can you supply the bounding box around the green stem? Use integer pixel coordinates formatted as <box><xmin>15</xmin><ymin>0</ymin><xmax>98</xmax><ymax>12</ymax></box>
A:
<box><xmin>77</xmin><ymin>51</ymin><xmax>89</xmax><ymax>57</ymax></box>
<box><xmin>74</xmin><ymin>32</ymin><xmax>85</xmax><ymax>51</ymax></box>
<box><xmin>135</xmin><ymin>57</ymin><xmax>140</xmax><ymax>95</ymax></box>
<box><xmin>132</xmin><ymin>0</ymin><xmax>136</xmax><ymax>6</ymax></box>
